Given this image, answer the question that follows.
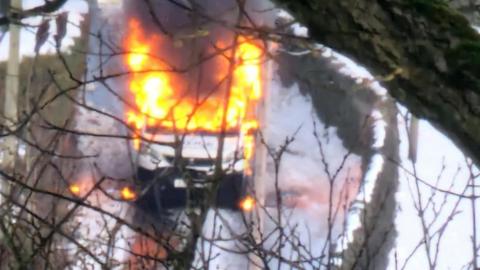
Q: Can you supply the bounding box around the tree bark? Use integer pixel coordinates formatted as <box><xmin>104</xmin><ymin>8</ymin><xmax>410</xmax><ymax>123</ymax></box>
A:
<box><xmin>274</xmin><ymin>0</ymin><xmax>480</xmax><ymax>164</ymax></box>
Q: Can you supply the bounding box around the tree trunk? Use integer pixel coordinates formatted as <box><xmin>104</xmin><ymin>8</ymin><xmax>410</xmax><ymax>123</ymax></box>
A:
<box><xmin>274</xmin><ymin>0</ymin><xmax>480</xmax><ymax>164</ymax></box>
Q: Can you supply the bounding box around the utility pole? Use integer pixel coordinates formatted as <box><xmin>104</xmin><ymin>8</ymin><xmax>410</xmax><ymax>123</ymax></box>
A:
<box><xmin>0</xmin><ymin>0</ymin><xmax>21</xmax><ymax>209</ymax></box>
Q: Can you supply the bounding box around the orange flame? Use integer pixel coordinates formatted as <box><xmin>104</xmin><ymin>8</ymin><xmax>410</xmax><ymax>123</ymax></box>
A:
<box><xmin>68</xmin><ymin>175</ymin><xmax>94</xmax><ymax>197</ymax></box>
<box><xmin>239</xmin><ymin>195</ymin><xmax>256</xmax><ymax>212</ymax></box>
<box><xmin>120</xmin><ymin>186</ymin><xmax>137</xmax><ymax>201</ymax></box>
<box><xmin>124</xmin><ymin>19</ymin><xmax>263</xmax><ymax>163</ymax></box>
<box><xmin>69</xmin><ymin>184</ymin><xmax>81</xmax><ymax>196</ymax></box>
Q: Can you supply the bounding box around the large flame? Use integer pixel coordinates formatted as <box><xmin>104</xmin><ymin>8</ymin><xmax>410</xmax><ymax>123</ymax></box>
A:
<box><xmin>124</xmin><ymin>19</ymin><xmax>263</xmax><ymax>169</ymax></box>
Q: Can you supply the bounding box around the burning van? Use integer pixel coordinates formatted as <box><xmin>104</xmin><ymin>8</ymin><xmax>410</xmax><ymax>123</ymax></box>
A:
<box><xmin>122</xmin><ymin>17</ymin><xmax>266</xmax><ymax>212</ymax></box>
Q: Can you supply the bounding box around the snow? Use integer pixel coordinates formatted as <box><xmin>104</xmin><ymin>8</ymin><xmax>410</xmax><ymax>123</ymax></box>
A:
<box><xmin>193</xmin><ymin>210</ymin><xmax>249</xmax><ymax>269</ymax></box>
<box><xmin>391</xmin><ymin>115</ymin><xmax>479</xmax><ymax>270</ymax></box>
<box><xmin>67</xmin><ymin>187</ymin><xmax>134</xmax><ymax>270</ymax></box>
<box><xmin>371</xmin><ymin>110</ymin><xmax>387</xmax><ymax>149</ymax></box>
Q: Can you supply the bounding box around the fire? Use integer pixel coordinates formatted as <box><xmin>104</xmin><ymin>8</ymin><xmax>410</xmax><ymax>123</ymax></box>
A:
<box><xmin>239</xmin><ymin>196</ymin><xmax>255</xmax><ymax>212</ymax></box>
<box><xmin>68</xmin><ymin>175</ymin><xmax>94</xmax><ymax>197</ymax></box>
<box><xmin>69</xmin><ymin>184</ymin><xmax>81</xmax><ymax>196</ymax></box>
<box><xmin>124</xmin><ymin>19</ymin><xmax>263</xmax><ymax>158</ymax></box>
<box><xmin>120</xmin><ymin>186</ymin><xmax>137</xmax><ymax>201</ymax></box>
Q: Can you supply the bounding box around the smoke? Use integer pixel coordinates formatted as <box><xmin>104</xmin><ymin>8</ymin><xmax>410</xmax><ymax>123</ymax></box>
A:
<box><xmin>122</xmin><ymin>0</ymin><xmax>276</xmax><ymax>33</ymax></box>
